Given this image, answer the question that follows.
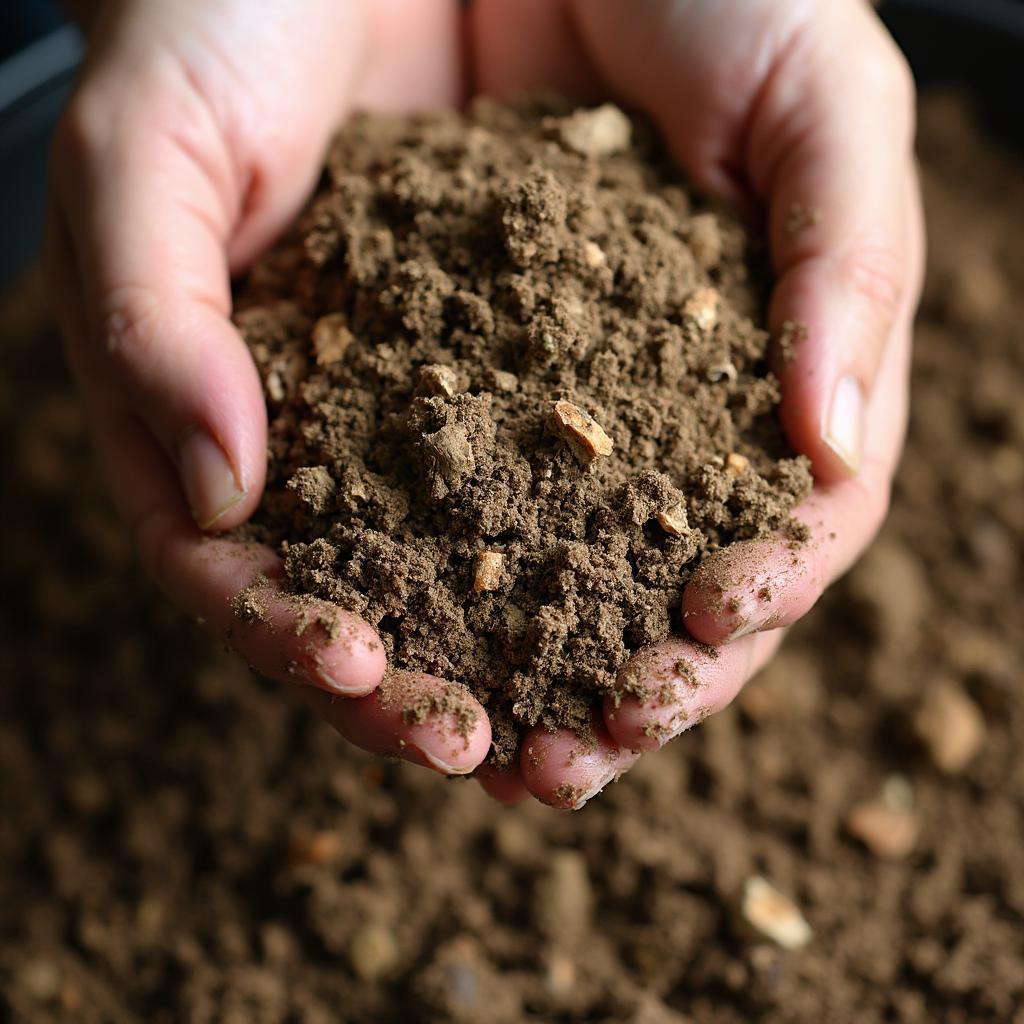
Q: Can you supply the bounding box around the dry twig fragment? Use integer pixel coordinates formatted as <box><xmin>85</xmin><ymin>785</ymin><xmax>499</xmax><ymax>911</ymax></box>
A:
<box><xmin>656</xmin><ymin>505</ymin><xmax>689</xmax><ymax>538</ymax></box>
<box><xmin>683</xmin><ymin>287</ymin><xmax>719</xmax><ymax>333</ymax></box>
<box><xmin>741</xmin><ymin>876</ymin><xmax>812</xmax><ymax>950</ymax></box>
<box><xmin>548</xmin><ymin>400</ymin><xmax>614</xmax><ymax>465</ymax></box>
<box><xmin>311</xmin><ymin>313</ymin><xmax>354</xmax><ymax>366</ymax></box>
<box><xmin>473</xmin><ymin>551</ymin><xmax>506</xmax><ymax>593</ymax></box>
<box><xmin>725</xmin><ymin>452</ymin><xmax>750</xmax><ymax>477</ymax></box>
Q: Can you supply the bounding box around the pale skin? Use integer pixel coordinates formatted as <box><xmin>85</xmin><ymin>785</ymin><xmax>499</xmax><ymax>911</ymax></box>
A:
<box><xmin>45</xmin><ymin>0</ymin><xmax>924</xmax><ymax>807</ymax></box>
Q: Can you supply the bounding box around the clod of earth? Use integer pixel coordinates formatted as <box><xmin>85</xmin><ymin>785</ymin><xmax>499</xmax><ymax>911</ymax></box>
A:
<box><xmin>233</xmin><ymin>96</ymin><xmax>812</xmax><ymax>767</ymax></box>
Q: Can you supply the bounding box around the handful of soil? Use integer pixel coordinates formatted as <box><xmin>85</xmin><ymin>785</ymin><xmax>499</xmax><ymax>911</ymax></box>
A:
<box><xmin>235</xmin><ymin>96</ymin><xmax>812</xmax><ymax>767</ymax></box>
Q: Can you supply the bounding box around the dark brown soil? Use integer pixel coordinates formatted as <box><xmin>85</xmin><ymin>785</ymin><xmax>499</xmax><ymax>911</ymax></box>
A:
<box><xmin>233</xmin><ymin>96</ymin><xmax>811</xmax><ymax>765</ymax></box>
<box><xmin>2</xmin><ymin>92</ymin><xmax>1023</xmax><ymax>1023</ymax></box>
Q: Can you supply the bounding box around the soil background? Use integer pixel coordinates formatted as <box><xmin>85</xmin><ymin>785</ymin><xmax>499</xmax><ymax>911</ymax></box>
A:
<box><xmin>1</xmin><ymin>94</ymin><xmax>1023</xmax><ymax>1024</ymax></box>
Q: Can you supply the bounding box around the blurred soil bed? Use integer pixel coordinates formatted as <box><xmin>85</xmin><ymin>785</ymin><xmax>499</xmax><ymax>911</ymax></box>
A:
<box><xmin>1</xmin><ymin>93</ymin><xmax>1022</xmax><ymax>1024</ymax></box>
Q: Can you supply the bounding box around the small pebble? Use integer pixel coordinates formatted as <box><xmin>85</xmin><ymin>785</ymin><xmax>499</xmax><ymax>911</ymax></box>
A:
<box><xmin>741</xmin><ymin>876</ymin><xmax>812</xmax><ymax>950</ymax></box>
<box><xmin>349</xmin><ymin>923</ymin><xmax>399</xmax><ymax>981</ymax></box>
<box><xmin>913</xmin><ymin>682</ymin><xmax>986</xmax><ymax>773</ymax></box>
<box><xmin>556</xmin><ymin>104</ymin><xmax>632</xmax><ymax>157</ymax></box>
<box><xmin>846</xmin><ymin>799</ymin><xmax>920</xmax><ymax>859</ymax></box>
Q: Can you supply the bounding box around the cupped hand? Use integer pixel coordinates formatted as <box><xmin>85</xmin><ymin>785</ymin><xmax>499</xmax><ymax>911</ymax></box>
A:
<box><xmin>47</xmin><ymin>0</ymin><xmax>923</xmax><ymax>807</ymax></box>
<box><xmin>469</xmin><ymin>0</ymin><xmax>925</xmax><ymax>806</ymax></box>
<box><xmin>44</xmin><ymin>0</ymin><xmax>491</xmax><ymax>777</ymax></box>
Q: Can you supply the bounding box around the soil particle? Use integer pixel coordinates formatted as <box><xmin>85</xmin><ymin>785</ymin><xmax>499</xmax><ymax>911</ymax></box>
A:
<box><xmin>739</xmin><ymin>876</ymin><xmax>813</xmax><ymax>951</ymax></box>
<box><xmin>912</xmin><ymin>681</ymin><xmax>986</xmax><ymax>774</ymax></box>
<box><xmin>234</xmin><ymin>97</ymin><xmax>811</xmax><ymax>767</ymax></box>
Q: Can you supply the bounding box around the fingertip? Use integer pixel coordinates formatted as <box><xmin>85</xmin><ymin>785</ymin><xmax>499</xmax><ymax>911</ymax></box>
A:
<box><xmin>602</xmin><ymin>693</ymin><xmax>663</xmax><ymax>752</ymax></box>
<box><xmin>312</xmin><ymin>615</ymin><xmax>388</xmax><ymax>697</ymax></box>
<box><xmin>605</xmin><ymin>639</ymin><xmax>759</xmax><ymax>751</ymax></box>
<box><xmin>681</xmin><ymin>540</ymin><xmax>778</xmax><ymax>645</ymax></box>
<box><xmin>335</xmin><ymin>672</ymin><xmax>492</xmax><ymax>776</ymax></box>
<box><xmin>604</xmin><ymin>652</ymin><xmax>698</xmax><ymax>751</ymax></box>
<box><xmin>185</xmin><ymin>327</ymin><xmax>269</xmax><ymax>532</ymax></box>
<box><xmin>520</xmin><ymin>723</ymin><xmax>637</xmax><ymax>809</ymax></box>
<box><xmin>770</xmin><ymin>266</ymin><xmax>871</xmax><ymax>486</ymax></box>
<box><xmin>682</xmin><ymin>582</ymin><xmax>742</xmax><ymax>646</ymax></box>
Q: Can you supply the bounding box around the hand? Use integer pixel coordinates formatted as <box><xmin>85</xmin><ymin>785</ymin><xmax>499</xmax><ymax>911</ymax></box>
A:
<box><xmin>44</xmin><ymin>0</ymin><xmax>492</xmax><ymax>776</ymax></box>
<box><xmin>469</xmin><ymin>0</ymin><xmax>924</xmax><ymax>806</ymax></box>
<box><xmin>47</xmin><ymin>0</ymin><xmax>923</xmax><ymax>807</ymax></box>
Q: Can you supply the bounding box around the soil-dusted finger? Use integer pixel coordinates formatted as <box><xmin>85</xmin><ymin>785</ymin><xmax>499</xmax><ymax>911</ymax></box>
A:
<box><xmin>603</xmin><ymin>631</ymin><xmax>784</xmax><ymax>752</ymax></box>
<box><xmin>683</xmin><ymin>467</ymin><xmax>892</xmax><ymax>646</ymax></box>
<box><xmin>475</xmin><ymin>762</ymin><xmax>532</xmax><ymax>805</ymax></box>
<box><xmin>142</xmin><ymin>526</ymin><xmax>387</xmax><ymax>697</ymax></box>
<box><xmin>519</xmin><ymin>723</ymin><xmax>639</xmax><ymax>809</ymax></box>
<box><xmin>218</xmin><ymin>546</ymin><xmax>387</xmax><ymax>696</ymax></box>
<box><xmin>86</xmin><ymin>402</ymin><xmax>387</xmax><ymax>696</ymax></box>
<box><xmin>318</xmin><ymin>671</ymin><xmax>492</xmax><ymax>776</ymax></box>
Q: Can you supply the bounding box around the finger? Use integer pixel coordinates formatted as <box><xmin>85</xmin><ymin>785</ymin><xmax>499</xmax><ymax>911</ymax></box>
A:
<box><xmin>682</xmin><ymin>474</ymin><xmax>892</xmax><ymax>645</ymax></box>
<box><xmin>684</xmin><ymin>230</ymin><xmax>916</xmax><ymax>646</ymax></box>
<box><xmin>95</xmin><ymin>400</ymin><xmax>386</xmax><ymax>695</ymax></box>
<box><xmin>568</xmin><ymin>0</ymin><xmax>923</xmax><ymax>480</ymax></box>
<box><xmin>519</xmin><ymin>722</ymin><xmax>639</xmax><ymax>809</ymax></box>
<box><xmin>50</xmin><ymin>90</ymin><xmax>267</xmax><ymax>533</ymax></box>
<box><xmin>474</xmin><ymin>763</ymin><xmax>532</xmax><ymax>805</ymax></box>
<box><xmin>603</xmin><ymin>630</ymin><xmax>785</xmax><ymax>752</ymax></box>
<box><xmin>469</xmin><ymin>0</ymin><xmax>603</xmax><ymax>100</ymax></box>
<box><xmin>354</xmin><ymin>0</ymin><xmax>463</xmax><ymax>112</ymax></box>
<box><xmin>750</xmin><ymin>5</ymin><xmax>922</xmax><ymax>480</ymax></box>
<box><xmin>308</xmin><ymin>671</ymin><xmax>492</xmax><ymax>776</ymax></box>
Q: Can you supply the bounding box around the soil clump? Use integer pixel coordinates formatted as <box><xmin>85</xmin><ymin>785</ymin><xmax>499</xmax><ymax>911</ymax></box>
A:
<box><xmin>234</xmin><ymin>97</ymin><xmax>811</xmax><ymax>763</ymax></box>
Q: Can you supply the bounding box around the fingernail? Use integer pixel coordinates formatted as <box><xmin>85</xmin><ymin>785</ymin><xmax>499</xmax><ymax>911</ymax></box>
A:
<box><xmin>823</xmin><ymin>374</ymin><xmax>864</xmax><ymax>474</ymax></box>
<box><xmin>724</xmin><ymin>618</ymin><xmax>757</xmax><ymax>643</ymax></box>
<box><xmin>417</xmin><ymin>746</ymin><xmax>474</xmax><ymax>776</ymax></box>
<box><xmin>308</xmin><ymin>661</ymin><xmax>376</xmax><ymax>698</ymax></box>
<box><xmin>572</xmin><ymin>766</ymin><xmax>620</xmax><ymax>809</ymax></box>
<box><xmin>179</xmin><ymin>429</ymin><xmax>246</xmax><ymax>528</ymax></box>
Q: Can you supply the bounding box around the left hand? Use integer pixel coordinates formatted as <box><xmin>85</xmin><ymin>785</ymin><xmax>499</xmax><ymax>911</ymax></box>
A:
<box><xmin>469</xmin><ymin>0</ymin><xmax>925</xmax><ymax>806</ymax></box>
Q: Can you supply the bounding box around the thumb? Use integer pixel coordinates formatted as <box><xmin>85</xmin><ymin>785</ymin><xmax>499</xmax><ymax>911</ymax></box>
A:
<box><xmin>748</xmin><ymin>1</ymin><xmax>921</xmax><ymax>480</ymax></box>
<box><xmin>50</xmin><ymin>72</ymin><xmax>271</xmax><ymax>530</ymax></box>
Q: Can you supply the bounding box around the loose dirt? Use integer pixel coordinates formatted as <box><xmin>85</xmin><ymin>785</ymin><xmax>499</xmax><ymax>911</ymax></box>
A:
<box><xmin>233</xmin><ymin>97</ymin><xmax>811</xmax><ymax>765</ymax></box>
<box><xmin>1</xmin><ymin>92</ymin><xmax>1022</xmax><ymax>1023</ymax></box>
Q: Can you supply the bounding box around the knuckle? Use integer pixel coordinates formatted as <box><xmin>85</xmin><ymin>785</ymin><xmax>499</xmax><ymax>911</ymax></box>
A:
<box><xmin>50</xmin><ymin>89</ymin><xmax>107</xmax><ymax>171</ymax></box>
<box><xmin>99</xmin><ymin>285</ymin><xmax>164</xmax><ymax>377</ymax></box>
<box><xmin>842</xmin><ymin>247</ymin><xmax>905</xmax><ymax>329</ymax></box>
